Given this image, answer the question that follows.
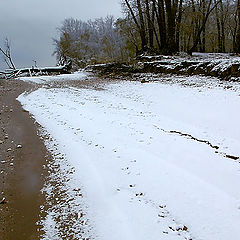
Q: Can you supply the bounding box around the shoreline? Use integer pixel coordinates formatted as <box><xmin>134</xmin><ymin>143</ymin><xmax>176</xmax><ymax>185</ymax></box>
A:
<box><xmin>0</xmin><ymin>79</ymin><xmax>49</xmax><ymax>240</ymax></box>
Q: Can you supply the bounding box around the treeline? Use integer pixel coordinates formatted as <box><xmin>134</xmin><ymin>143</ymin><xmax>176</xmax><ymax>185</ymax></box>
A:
<box><xmin>54</xmin><ymin>0</ymin><xmax>240</xmax><ymax>66</ymax></box>
<box><xmin>53</xmin><ymin>16</ymin><xmax>132</xmax><ymax>67</ymax></box>
<box><xmin>121</xmin><ymin>0</ymin><xmax>240</xmax><ymax>54</ymax></box>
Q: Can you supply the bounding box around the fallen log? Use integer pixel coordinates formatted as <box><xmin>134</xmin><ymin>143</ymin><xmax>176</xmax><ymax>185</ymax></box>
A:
<box><xmin>0</xmin><ymin>60</ymin><xmax>72</xmax><ymax>79</ymax></box>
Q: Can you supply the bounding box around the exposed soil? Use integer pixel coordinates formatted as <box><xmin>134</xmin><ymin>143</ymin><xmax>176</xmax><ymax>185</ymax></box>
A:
<box><xmin>87</xmin><ymin>54</ymin><xmax>240</xmax><ymax>80</ymax></box>
<box><xmin>0</xmin><ymin>76</ymin><xmax>113</xmax><ymax>240</ymax></box>
<box><xmin>0</xmin><ymin>79</ymin><xmax>49</xmax><ymax>240</ymax></box>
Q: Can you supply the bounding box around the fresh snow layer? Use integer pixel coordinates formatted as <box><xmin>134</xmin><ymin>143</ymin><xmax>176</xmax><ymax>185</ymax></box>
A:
<box><xmin>18</xmin><ymin>71</ymin><xmax>88</xmax><ymax>83</ymax></box>
<box><xmin>18</xmin><ymin>76</ymin><xmax>240</xmax><ymax>240</ymax></box>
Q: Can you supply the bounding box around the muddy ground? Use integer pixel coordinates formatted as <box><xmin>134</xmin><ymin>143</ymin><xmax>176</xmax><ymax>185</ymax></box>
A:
<box><xmin>0</xmin><ymin>76</ymin><xmax>116</xmax><ymax>240</ymax></box>
<box><xmin>0</xmin><ymin>79</ymin><xmax>49</xmax><ymax>240</ymax></box>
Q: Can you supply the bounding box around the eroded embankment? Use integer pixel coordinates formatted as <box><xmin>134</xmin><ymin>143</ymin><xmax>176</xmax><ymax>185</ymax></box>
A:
<box><xmin>87</xmin><ymin>54</ymin><xmax>240</xmax><ymax>80</ymax></box>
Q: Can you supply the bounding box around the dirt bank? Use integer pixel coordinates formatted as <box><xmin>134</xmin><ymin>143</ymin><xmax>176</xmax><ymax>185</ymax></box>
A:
<box><xmin>87</xmin><ymin>53</ymin><xmax>240</xmax><ymax>81</ymax></box>
<box><xmin>0</xmin><ymin>79</ymin><xmax>49</xmax><ymax>240</ymax></box>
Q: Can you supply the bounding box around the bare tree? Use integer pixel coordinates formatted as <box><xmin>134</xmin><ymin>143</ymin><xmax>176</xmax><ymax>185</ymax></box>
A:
<box><xmin>0</xmin><ymin>38</ymin><xmax>16</xmax><ymax>70</ymax></box>
<box><xmin>53</xmin><ymin>0</ymin><xmax>240</xmax><ymax>61</ymax></box>
<box><xmin>235</xmin><ymin>0</ymin><xmax>240</xmax><ymax>53</ymax></box>
<box><xmin>53</xmin><ymin>16</ymin><xmax>128</xmax><ymax>65</ymax></box>
<box><xmin>188</xmin><ymin>0</ymin><xmax>220</xmax><ymax>55</ymax></box>
<box><xmin>123</xmin><ymin>0</ymin><xmax>148</xmax><ymax>51</ymax></box>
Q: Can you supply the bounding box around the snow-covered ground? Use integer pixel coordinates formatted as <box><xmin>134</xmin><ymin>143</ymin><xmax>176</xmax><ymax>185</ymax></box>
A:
<box><xmin>18</xmin><ymin>73</ymin><xmax>240</xmax><ymax>240</ymax></box>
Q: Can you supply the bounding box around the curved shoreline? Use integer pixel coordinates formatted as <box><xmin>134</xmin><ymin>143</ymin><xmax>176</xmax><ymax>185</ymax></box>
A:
<box><xmin>0</xmin><ymin>79</ymin><xmax>48</xmax><ymax>240</ymax></box>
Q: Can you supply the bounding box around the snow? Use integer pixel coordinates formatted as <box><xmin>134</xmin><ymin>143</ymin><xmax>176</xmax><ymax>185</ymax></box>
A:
<box><xmin>140</xmin><ymin>53</ymin><xmax>240</xmax><ymax>77</ymax></box>
<box><xmin>18</xmin><ymin>71</ymin><xmax>88</xmax><ymax>83</ymax></box>
<box><xmin>17</xmin><ymin>74</ymin><xmax>240</xmax><ymax>240</ymax></box>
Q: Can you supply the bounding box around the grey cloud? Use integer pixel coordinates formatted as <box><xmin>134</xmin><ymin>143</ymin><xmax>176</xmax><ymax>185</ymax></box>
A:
<box><xmin>0</xmin><ymin>0</ymin><xmax>121</xmax><ymax>70</ymax></box>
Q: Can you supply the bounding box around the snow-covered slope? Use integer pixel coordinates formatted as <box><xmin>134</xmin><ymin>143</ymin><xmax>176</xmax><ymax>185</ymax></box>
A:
<box><xmin>18</xmin><ymin>76</ymin><xmax>240</xmax><ymax>240</ymax></box>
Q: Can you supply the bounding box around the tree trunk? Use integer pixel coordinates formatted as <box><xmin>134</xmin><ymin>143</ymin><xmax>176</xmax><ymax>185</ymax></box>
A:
<box><xmin>215</xmin><ymin>0</ymin><xmax>222</xmax><ymax>52</ymax></box>
<box><xmin>219</xmin><ymin>0</ymin><xmax>225</xmax><ymax>52</ymax></box>
<box><xmin>137</xmin><ymin>0</ymin><xmax>147</xmax><ymax>50</ymax></box>
<box><xmin>164</xmin><ymin>0</ymin><xmax>178</xmax><ymax>54</ymax></box>
<box><xmin>191</xmin><ymin>0</ymin><xmax>198</xmax><ymax>49</ymax></box>
<box><xmin>176</xmin><ymin>0</ymin><xmax>183</xmax><ymax>52</ymax></box>
<box><xmin>152</xmin><ymin>0</ymin><xmax>162</xmax><ymax>50</ymax></box>
<box><xmin>202</xmin><ymin>0</ymin><xmax>206</xmax><ymax>52</ymax></box>
<box><xmin>235</xmin><ymin>0</ymin><xmax>240</xmax><ymax>53</ymax></box>
<box><xmin>145</xmin><ymin>0</ymin><xmax>154</xmax><ymax>48</ymax></box>
<box><xmin>152</xmin><ymin>0</ymin><xmax>167</xmax><ymax>50</ymax></box>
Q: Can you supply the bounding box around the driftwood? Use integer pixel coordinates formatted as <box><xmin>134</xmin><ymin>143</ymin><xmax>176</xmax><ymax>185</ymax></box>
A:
<box><xmin>0</xmin><ymin>37</ymin><xmax>73</xmax><ymax>79</ymax></box>
<box><xmin>0</xmin><ymin>60</ymin><xmax>72</xmax><ymax>79</ymax></box>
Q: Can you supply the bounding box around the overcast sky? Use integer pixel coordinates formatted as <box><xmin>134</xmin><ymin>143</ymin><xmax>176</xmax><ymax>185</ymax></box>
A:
<box><xmin>0</xmin><ymin>0</ymin><xmax>122</xmax><ymax>70</ymax></box>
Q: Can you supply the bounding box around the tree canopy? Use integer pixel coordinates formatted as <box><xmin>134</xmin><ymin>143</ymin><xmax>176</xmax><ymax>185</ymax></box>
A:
<box><xmin>53</xmin><ymin>0</ymin><xmax>240</xmax><ymax>65</ymax></box>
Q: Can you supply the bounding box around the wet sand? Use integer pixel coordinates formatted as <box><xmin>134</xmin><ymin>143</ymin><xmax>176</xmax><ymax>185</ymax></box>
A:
<box><xmin>0</xmin><ymin>79</ymin><xmax>48</xmax><ymax>240</ymax></box>
<box><xmin>0</xmin><ymin>75</ymin><xmax>120</xmax><ymax>240</ymax></box>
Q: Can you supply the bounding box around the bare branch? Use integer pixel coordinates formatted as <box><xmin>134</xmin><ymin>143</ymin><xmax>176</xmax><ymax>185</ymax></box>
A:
<box><xmin>0</xmin><ymin>38</ymin><xmax>16</xmax><ymax>70</ymax></box>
